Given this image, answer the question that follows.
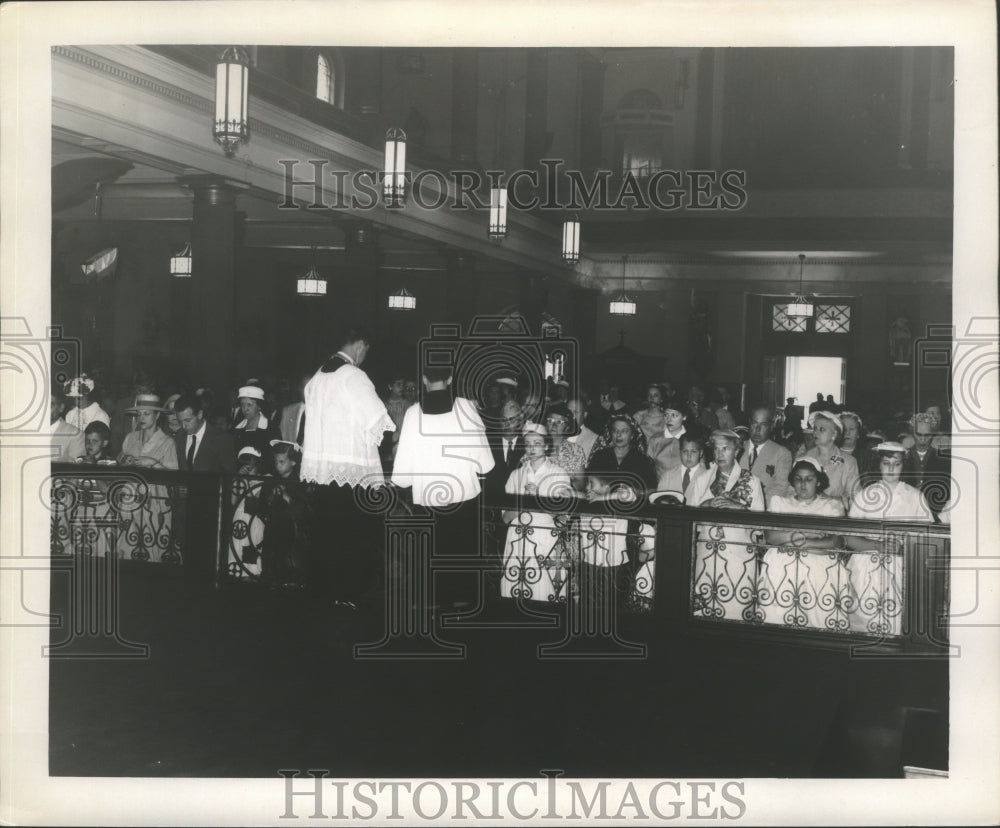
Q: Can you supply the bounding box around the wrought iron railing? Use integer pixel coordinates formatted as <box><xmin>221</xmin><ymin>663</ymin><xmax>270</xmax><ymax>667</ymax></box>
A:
<box><xmin>51</xmin><ymin>464</ymin><xmax>187</xmax><ymax>565</ymax></box>
<box><xmin>50</xmin><ymin>465</ymin><xmax>950</xmax><ymax>653</ymax></box>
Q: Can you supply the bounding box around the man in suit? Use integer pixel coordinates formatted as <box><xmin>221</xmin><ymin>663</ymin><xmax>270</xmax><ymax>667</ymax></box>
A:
<box><xmin>484</xmin><ymin>399</ymin><xmax>525</xmax><ymax>496</ymax></box>
<box><xmin>174</xmin><ymin>393</ymin><xmax>236</xmax><ymax>473</ymax></box>
<box><xmin>741</xmin><ymin>405</ymin><xmax>793</xmax><ymax>502</ymax></box>
<box><xmin>904</xmin><ymin>412</ymin><xmax>951</xmax><ymax>519</ymax></box>
<box><xmin>173</xmin><ymin>393</ymin><xmax>236</xmax><ymax>583</ymax></box>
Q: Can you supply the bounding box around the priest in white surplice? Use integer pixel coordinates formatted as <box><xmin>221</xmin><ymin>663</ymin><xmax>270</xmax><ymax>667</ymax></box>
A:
<box><xmin>301</xmin><ymin>328</ymin><xmax>395</xmax><ymax>604</ymax></box>
<box><xmin>392</xmin><ymin>365</ymin><xmax>495</xmax><ymax>609</ymax></box>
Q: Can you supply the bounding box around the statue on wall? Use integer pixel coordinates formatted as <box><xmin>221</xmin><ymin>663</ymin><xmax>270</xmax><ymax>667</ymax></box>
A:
<box><xmin>889</xmin><ymin>316</ymin><xmax>912</xmax><ymax>365</ymax></box>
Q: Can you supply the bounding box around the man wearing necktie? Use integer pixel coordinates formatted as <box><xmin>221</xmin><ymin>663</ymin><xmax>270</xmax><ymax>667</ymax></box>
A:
<box><xmin>740</xmin><ymin>405</ymin><xmax>792</xmax><ymax>502</ymax></box>
<box><xmin>172</xmin><ymin>393</ymin><xmax>236</xmax><ymax>583</ymax></box>
<box><xmin>485</xmin><ymin>400</ymin><xmax>525</xmax><ymax>496</ymax></box>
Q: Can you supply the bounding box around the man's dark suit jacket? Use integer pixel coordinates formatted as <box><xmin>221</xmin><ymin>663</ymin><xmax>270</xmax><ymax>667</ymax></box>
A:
<box><xmin>903</xmin><ymin>445</ymin><xmax>951</xmax><ymax>515</ymax></box>
<box><xmin>175</xmin><ymin>424</ymin><xmax>237</xmax><ymax>473</ymax></box>
<box><xmin>483</xmin><ymin>433</ymin><xmax>524</xmax><ymax>496</ymax></box>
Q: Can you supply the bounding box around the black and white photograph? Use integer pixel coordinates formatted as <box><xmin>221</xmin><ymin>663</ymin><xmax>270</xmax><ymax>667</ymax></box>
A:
<box><xmin>1</xmin><ymin>1</ymin><xmax>998</xmax><ymax>824</ymax></box>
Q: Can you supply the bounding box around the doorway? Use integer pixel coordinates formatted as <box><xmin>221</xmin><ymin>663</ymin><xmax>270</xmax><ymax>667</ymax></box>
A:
<box><xmin>784</xmin><ymin>355</ymin><xmax>846</xmax><ymax>413</ymax></box>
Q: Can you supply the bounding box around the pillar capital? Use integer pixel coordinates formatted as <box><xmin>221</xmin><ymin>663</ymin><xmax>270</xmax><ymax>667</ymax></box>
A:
<box><xmin>177</xmin><ymin>174</ymin><xmax>241</xmax><ymax>208</ymax></box>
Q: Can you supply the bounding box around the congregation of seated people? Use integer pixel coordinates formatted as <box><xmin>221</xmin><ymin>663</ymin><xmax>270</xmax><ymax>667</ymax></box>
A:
<box><xmin>52</xmin><ymin>368</ymin><xmax>951</xmax><ymax>527</ymax></box>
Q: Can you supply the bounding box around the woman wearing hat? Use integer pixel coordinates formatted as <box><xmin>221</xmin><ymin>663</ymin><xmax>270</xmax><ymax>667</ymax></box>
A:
<box><xmin>842</xmin><ymin>441</ymin><xmax>930</xmax><ymax>635</ymax></box>
<box><xmin>804</xmin><ymin>410</ymin><xmax>860</xmax><ymax>509</ymax></box>
<box><xmin>500</xmin><ymin>423</ymin><xmax>574</xmax><ymax>602</ymax></box>
<box><xmin>847</xmin><ymin>442</ymin><xmax>932</xmax><ymax>524</ymax></box>
<box><xmin>686</xmin><ymin>429</ymin><xmax>764</xmax><ymax>622</ymax></box>
<box><xmin>233</xmin><ymin>384</ymin><xmax>280</xmax><ymax>468</ymax></box>
<box><xmin>686</xmin><ymin>429</ymin><xmax>765</xmax><ymax>512</ymax></box>
<box><xmin>118</xmin><ymin>395</ymin><xmax>178</xmax><ymax>470</ymax></box>
<box><xmin>116</xmin><ymin>394</ymin><xmax>179</xmax><ymax>564</ymax></box>
<box><xmin>64</xmin><ymin>374</ymin><xmax>110</xmax><ymax>437</ymax></box>
<box><xmin>544</xmin><ymin>402</ymin><xmax>587</xmax><ymax>492</ymax></box>
<box><xmin>838</xmin><ymin>411</ymin><xmax>879</xmax><ymax>482</ymax></box>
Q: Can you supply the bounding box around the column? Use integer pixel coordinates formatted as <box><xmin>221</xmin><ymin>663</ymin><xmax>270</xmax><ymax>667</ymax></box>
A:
<box><xmin>450</xmin><ymin>49</ymin><xmax>479</xmax><ymax>166</ymax></box>
<box><xmin>445</xmin><ymin>252</ymin><xmax>479</xmax><ymax>332</ymax></box>
<box><xmin>523</xmin><ymin>51</ymin><xmax>549</xmax><ymax>170</ymax></box>
<box><xmin>343</xmin><ymin>221</ymin><xmax>380</xmax><ymax>338</ymax></box>
<box><xmin>183</xmin><ymin>175</ymin><xmax>238</xmax><ymax>393</ymax></box>
<box><xmin>519</xmin><ymin>272</ymin><xmax>548</xmax><ymax>336</ymax></box>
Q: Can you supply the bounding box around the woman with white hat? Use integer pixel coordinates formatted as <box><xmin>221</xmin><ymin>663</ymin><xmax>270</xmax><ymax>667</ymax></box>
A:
<box><xmin>842</xmin><ymin>441</ymin><xmax>931</xmax><ymax>635</ymax></box>
<box><xmin>847</xmin><ymin>442</ymin><xmax>932</xmax><ymax>524</ymax></box>
<box><xmin>500</xmin><ymin>422</ymin><xmax>574</xmax><ymax>603</ymax></box>
<box><xmin>64</xmin><ymin>374</ymin><xmax>110</xmax><ymax>435</ymax></box>
<box><xmin>233</xmin><ymin>384</ymin><xmax>280</xmax><ymax>468</ymax></box>
<box><xmin>687</xmin><ymin>428</ymin><xmax>765</xmax><ymax>623</ymax></box>
<box><xmin>118</xmin><ymin>394</ymin><xmax>178</xmax><ymax>470</ymax></box>
<box><xmin>803</xmin><ymin>410</ymin><xmax>860</xmax><ymax>509</ymax></box>
<box><xmin>117</xmin><ymin>394</ymin><xmax>179</xmax><ymax>564</ymax></box>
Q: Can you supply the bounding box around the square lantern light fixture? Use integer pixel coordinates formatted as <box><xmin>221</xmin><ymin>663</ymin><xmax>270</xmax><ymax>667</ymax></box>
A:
<box><xmin>214</xmin><ymin>47</ymin><xmax>250</xmax><ymax>156</ymax></box>
<box><xmin>296</xmin><ymin>265</ymin><xmax>327</xmax><ymax>297</ymax></box>
<box><xmin>170</xmin><ymin>242</ymin><xmax>192</xmax><ymax>278</ymax></box>
<box><xmin>383</xmin><ymin>127</ymin><xmax>407</xmax><ymax>208</ymax></box>
<box><xmin>387</xmin><ymin>287</ymin><xmax>416</xmax><ymax>310</ymax></box>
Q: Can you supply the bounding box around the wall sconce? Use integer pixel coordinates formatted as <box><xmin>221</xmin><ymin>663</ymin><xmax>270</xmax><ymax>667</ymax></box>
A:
<box><xmin>296</xmin><ymin>265</ymin><xmax>327</xmax><ymax>297</ymax></box>
<box><xmin>609</xmin><ymin>255</ymin><xmax>636</xmax><ymax>316</ymax></box>
<box><xmin>214</xmin><ymin>47</ymin><xmax>250</xmax><ymax>156</ymax></box>
<box><xmin>383</xmin><ymin>127</ymin><xmax>407</xmax><ymax>208</ymax></box>
<box><xmin>388</xmin><ymin>287</ymin><xmax>416</xmax><ymax>310</ymax></box>
<box><xmin>561</xmin><ymin>215</ymin><xmax>580</xmax><ymax>264</ymax></box>
<box><xmin>169</xmin><ymin>242</ymin><xmax>192</xmax><ymax>278</ymax></box>
<box><xmin>489</xmin><ymin>186</ymin><xmax>508</xmax><ymax>241</ymax></box>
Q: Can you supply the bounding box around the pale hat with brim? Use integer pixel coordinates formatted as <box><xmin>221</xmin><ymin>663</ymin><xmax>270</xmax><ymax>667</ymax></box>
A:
<box><xmin>237</xmin><ymin>385</ymin><xmax>265</xmax><ymax>401</ymax></box>
<box><xmin>494</xmin><ymin>373</ymin><xmax>519</xmax><ymax>387</ymax></box>
<box><xmin>126</xmin><ymin>393</ymin><xmax>167</xmax><ymax>413</ymax></box>
<box><xmin>65</xmin><ymin>375</ymin><xmax>95</xmax><ymax>397</ymax></box>
<box><xmin>270</xmin><ymin>439</ymin><xmax>302</xmax><ymax>453</ymax></box>
<box><xmin>793</xmin><ymin>456</ymin><xmax>825</xmax><ymax>474</ymax></box>
<box><xmin>522</xmin><ymin>421</ymin><xmax>548</xmax><ymax>437</ymax></box>
<box><xmin>237</xmin><ymin>446</ymin><xmax>262</xmax><ymax>458</ymax></box>
<box><xmin>164</xmin><ymin>393</ymin><xmax>181</xmax><ymax>411</ymax></box>
<box><xmin>808</xmin><ymin>410</ymin><xmax>843</xmax><ymax>431</ymax></box>
<box><xmin>710</xmin><ymin>428</ymin><xmax>741</xmax><ymax>442</ymax></box>
<box><xmin>875</xmin><ymin>441</ymin><xmax>907</xmax><ymax>454</ymax></box>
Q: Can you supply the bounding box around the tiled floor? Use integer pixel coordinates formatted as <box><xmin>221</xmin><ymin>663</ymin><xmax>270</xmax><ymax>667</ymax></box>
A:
<box><xmin>49</xmin><ymin>560</ymin><xmax>947</xmax><ymax>778</ymax></box>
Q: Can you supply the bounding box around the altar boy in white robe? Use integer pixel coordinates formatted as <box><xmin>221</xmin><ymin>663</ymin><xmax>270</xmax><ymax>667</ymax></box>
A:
<box><xmin>392</xmin><ymin>365</ymin><xmax>495</xmax><ymax>610</ymax></box>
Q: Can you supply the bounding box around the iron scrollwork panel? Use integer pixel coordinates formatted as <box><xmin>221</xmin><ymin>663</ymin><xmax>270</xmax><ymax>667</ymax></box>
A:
<box><xmin>51</xmin><ymin>472</ymin><xmax>185</xmax><ymax>565</ymax></box>
<box><xmin>691</xmin><ymin>520</ymin><xmax>905</xmax><ymax>637</ymax></box>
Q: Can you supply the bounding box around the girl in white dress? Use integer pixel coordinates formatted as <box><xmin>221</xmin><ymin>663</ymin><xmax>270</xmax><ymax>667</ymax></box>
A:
<box><xmin>762</xmin><ymin>457</ymin><xmax>849</xmax><ymax>630</ymax></box>
<box><xmin>845</xmin><ymin>442</ymin><xmax>932</xmax><ymax>635</ymax></box>
<box><xmin>500</xmin><ymin>424</ymin><xmax>573</xmax><ymax>602</ymax></box>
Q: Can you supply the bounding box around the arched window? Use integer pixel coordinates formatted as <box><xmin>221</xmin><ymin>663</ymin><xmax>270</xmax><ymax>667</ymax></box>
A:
<box><xmin>316</xmin><ymin>53</ymin><xmax>333</xmax><ymax>103</ymax></box>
